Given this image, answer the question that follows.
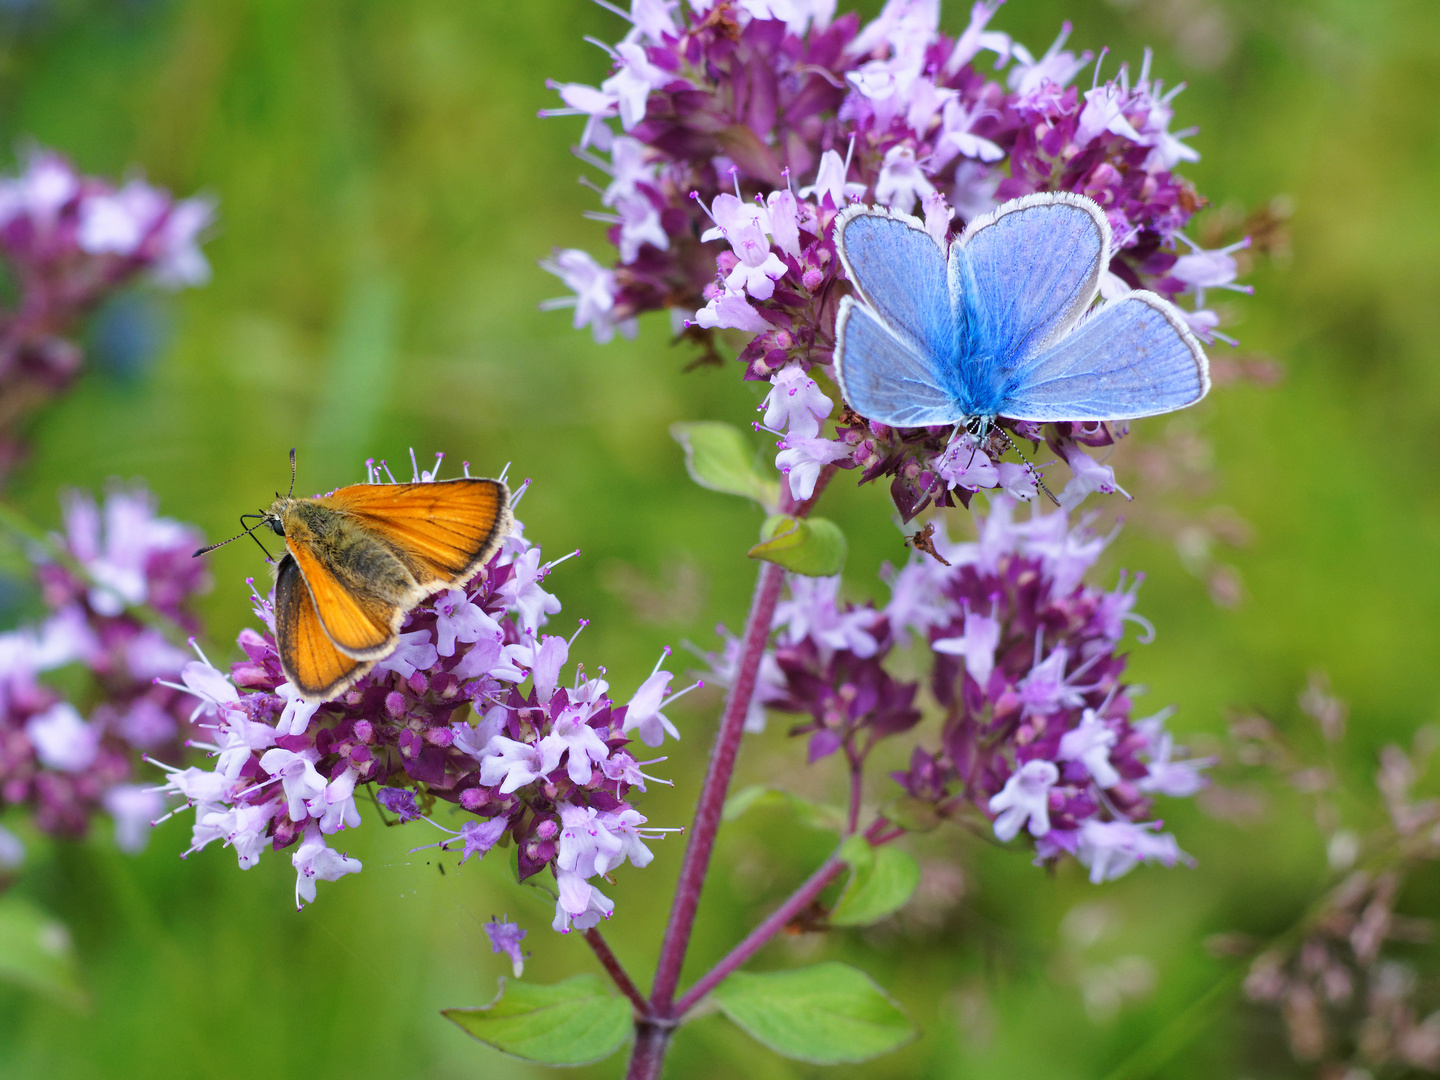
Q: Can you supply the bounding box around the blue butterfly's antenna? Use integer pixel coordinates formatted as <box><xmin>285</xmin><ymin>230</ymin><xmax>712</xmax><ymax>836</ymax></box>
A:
<box><xmin>957</xmin><ymin>419</ymin><xmax>985</xmax><ymax>472</ymax></box>
<box><xmin>956</xmin><ymin>417</ymin><xmax>1059</xmax><ymax>505</ymax></box>
<box><xmin>992</xmin><ymin>426</ymin><xmax>1062</xmax><ymax>507</ymax></box>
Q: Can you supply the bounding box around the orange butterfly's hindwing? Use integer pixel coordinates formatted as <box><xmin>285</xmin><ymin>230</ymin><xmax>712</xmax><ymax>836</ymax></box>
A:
<box><xmin>315</xmin><ymin>478</ymin><xmax>512</xmax><ymax>587</ymax></box>
<box><xmin>274</xmin><ymin>554</ymin><xmax>375</xmax><ymax>701</ymax></box>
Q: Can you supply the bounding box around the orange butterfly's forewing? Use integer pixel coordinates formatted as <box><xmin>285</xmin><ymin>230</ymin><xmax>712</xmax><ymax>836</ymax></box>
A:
<box><xmin>274</xmin><ymin>555</ymin><xmax>373</xmax><ymax>701</ymax></box>
<box><xmin>316</xmin><ymin>478</ymin><xmax>511</xmax><ymax>586</ymax></box>
<box><xmin>283</xmin><ymin>535</ymin><xmax>399</xmax><ymax>658</ymax></box>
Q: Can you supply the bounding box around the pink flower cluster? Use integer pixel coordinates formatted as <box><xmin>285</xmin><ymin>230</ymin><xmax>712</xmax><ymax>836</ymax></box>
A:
<box><xmin>702</xmin><ymin>496</ymin><xmax>1209</xmax><ymax>882</ymax></box>
<box><xmin>0</xmin><ymin>148</ymin><xmax>214</xmax><ymax>475</ymax></box>
<box><xmin>542</xmin><ymin>0</ymin><xmax>1251</xmax><ymax>519</ymax></box>
<box><xmin>160</xmin><ymin>463</ymin><xmax>683</xmax><ymax>927</ymax></box>
<box><xmin>887</xmin><ymin>499</ymin><xmax>1209</xmax><ymax>878</ymax></box>
<box><xmin>0</xmin><ymin>485</ymin><xmax>208</xmax><ymax>856</ymax></box>
<box><xmin>0</xmin><ymin>149</ymin><xmax>214</xmax><ymax>291</ymax></box>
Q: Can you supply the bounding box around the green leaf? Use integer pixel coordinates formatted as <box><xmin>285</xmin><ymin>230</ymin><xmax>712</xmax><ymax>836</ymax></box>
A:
<box><xmin>830</xmin><ymin>835</ymin><xmax>921</xmax><ymax>926</ymax></box>
<box><xmin>443</xmin><ymin>975</ymin><xmax>631</xmax><ymax>1065</ymax></box>
<box><xmin>670</xmin><ymin>421</ymin><xmax>778</xmax><ymax>507</ymax></box>
<box><xmin>0</xmin><ymin>896</ymin><xmax>85</xmax><ymax>1008</ymax></box>
<box><xmin>710</xmin><ymin>962</ymin><xmax>917</xmax><ymax>1064</ymax></box>
<box><xmin>747</xmin><ymin>515</ymin><xmax>847</xmax><ymax>576</ymax></box>
<box><xmin>722</xmin><ymin>785</ymin><xmax>846</xmax><ymax>833</ymax></box>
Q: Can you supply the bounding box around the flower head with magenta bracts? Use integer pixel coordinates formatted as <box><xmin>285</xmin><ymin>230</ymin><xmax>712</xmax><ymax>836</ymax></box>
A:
<box><xmin>157</xmin><ymin>456</ymin><xmax>683</xmax><ymax>929</ymax></box>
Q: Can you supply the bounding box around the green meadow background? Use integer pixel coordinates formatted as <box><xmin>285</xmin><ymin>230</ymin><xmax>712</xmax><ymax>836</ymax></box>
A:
<box><xmin>0</xmin><ymin>0</ymin><xmax>1436</xmax><ymax>1076</ymax></box>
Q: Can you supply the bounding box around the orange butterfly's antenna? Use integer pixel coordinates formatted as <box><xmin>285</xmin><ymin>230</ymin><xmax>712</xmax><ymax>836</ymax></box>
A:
<box><xmin>192</xmin><ymin>514</ymin><xmax>273</xmax><ymax>559</ymax></box>
<box><xmin>192</xmin><ymin>449</ymin><xmax>296</xmax><ymax>559</ymax></box>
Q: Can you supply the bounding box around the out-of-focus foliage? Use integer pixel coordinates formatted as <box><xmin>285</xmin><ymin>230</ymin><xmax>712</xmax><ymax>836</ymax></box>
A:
<box><xmin>0</xmin><ymin>0</ymin><xmax>1436</xmax><ymax>1077</ymax></box>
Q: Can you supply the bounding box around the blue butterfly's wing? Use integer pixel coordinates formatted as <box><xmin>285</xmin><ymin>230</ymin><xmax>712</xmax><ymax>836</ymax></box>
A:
<box><xmin>834</xmin><ymin>297</ymin><xmax>961</xmax><ymax>428</ymax></box>
<box><xmin>835</xmin><ymin>206</ymin><xmax>956</xmax><ymax>360</ymax></box>
<box><xmin>999</xmin><ymin>290</ymin><xmax>1210</xmax><ymax>422</ymax></box>
<box><xmin>831</xmin><ymin>195</ymin><xmax>1201</xmax><ymax>427</ymax></box>
<box><xmin>956</xmin><ymin>193</ymin><xmax>1110</xmax><ymax>378</ymax></box>
<box><xmin>833</xmin><ymin>206</ymin><xmax>962</xmax><ymax>426</ymax></box>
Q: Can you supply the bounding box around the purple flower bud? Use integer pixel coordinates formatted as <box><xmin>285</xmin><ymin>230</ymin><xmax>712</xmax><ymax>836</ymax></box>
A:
<box><xmin>377</xmin><ymin>787</ymin><xmax>422</xmax><ymax>822</ymax></box>
<box><xmin>484</xmin><ymin>917</ymin><xmax>529</xmax><ymax>977</ymax></box>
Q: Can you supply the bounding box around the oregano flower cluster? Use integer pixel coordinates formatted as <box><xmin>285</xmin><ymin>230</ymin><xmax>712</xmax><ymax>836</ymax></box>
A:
<box><xmin>0</xmin><ymin>149</ymin><xmax>213</xmax><ymax>477</ymax></box>
<box><xmin>0</xmin><ymin>485</ymin><xmax>208</xmax><ymax>857</ymax></box>
<box><xmin>161</xmin><ymin>459</ymin><xmax>685</xmax><ymax>926</ymax></box>
<box><xmin>701</xmin><ymin>496</ymin><xmax>1208</xmax><ymax>879</ymax></box>
<box><xmin>542</xmin><ymin>0</ymin><xmax>1251</xmax><ymax>520</ymax></box>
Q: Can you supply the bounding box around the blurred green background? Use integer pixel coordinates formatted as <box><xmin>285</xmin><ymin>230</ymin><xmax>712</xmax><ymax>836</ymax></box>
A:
<box><xmin>0</xmin><ymin>0</ymin><xmax>1437</xmax><ymax>1076</ymax></box>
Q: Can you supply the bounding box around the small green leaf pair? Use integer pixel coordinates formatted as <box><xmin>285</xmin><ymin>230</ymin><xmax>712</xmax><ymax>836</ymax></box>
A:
<box><xmin>444</xmin><ymin>833</ymin><xmax>920</xmax><ymax>1066</ymax></box>
<box><xmin>712</xmin><ymin>962</ymin><xmax>915</xmax><ymax>1064</ymax></box>
<box><xmin>750</xmin><ymin>513</ymin><xmax>847</xmax><ymax>576</ymax></box>
<box><xmin>671</xmin><ymin>421</ymin><xmax>846</xmax><ymax>577</ymax></box>
<box><xmin>831</xmin><ymin>834</ymin><xmax>922</xmax><ymax>927</ymax></box>
<box><xmin>444</xmin><ymin>963</ymin><xmax>916</xmax><ymax>1067</ymax></box>
<box><xmin>670</xmin><ymin>420</ymin><xmax>778</xmax><ymax>508</ymax></box>
<box><xmin>444</xmin><ymin>975</ymin><xmax>630</xmax><ymax>1065</ymax></box>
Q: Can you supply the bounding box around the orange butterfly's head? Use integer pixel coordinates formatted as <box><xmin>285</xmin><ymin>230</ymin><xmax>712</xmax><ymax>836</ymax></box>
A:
<box><xmin>192</xmin><ymin>448</ymin><xmax>302</xmax><ymax>560</ymax></box>
<box><xmin>258</xmin><ymin>496</ymin><xmax>302</xmax><ymax>539</ymax></box>
<box><xmin>259</xmin><ymin>448</ymin><xmax>304</xmax><ymax>541</ymax></box>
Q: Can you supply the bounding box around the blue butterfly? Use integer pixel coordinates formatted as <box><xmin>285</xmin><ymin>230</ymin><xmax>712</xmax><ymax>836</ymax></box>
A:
<box><xmin>832</xmin><ymin>193</ymin><xmax>1209</xmax><ymax>430</ymax></box>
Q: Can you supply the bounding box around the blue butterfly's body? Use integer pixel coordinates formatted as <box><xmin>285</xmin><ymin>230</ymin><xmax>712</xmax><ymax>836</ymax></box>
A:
<box><xmin>833</xmin><ymin>193</ymin><xmax>1209</xmax><ymax>429</ymax></box>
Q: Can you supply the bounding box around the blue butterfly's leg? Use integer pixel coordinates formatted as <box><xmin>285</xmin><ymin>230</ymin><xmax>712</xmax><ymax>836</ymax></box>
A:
<box><xmin>952</xmin><ymin>421</ymin><xmax>982</xmax><ymax>471</ymax></box>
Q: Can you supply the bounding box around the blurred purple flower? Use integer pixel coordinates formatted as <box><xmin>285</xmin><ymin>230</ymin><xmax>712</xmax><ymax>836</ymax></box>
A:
<box><xmin>0</xmin><ymin>149</ymin><xmax>214</xmax><ymax>477</ymax></box>
<box><xmin>485</xmin><ymin>916</ymin><xmax>529</xmax><ymax>977</ymax></box>
<box><xmin>0</xmin><ymin>484</ymin><xmax>208</xmax><ymax>848</ymax></box>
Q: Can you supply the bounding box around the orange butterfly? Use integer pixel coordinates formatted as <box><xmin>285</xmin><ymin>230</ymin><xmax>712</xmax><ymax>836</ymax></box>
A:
<box><xmin>196</xmin><ymin>452</ymin><xmax>511</xmax><ymax>702</ymax></box>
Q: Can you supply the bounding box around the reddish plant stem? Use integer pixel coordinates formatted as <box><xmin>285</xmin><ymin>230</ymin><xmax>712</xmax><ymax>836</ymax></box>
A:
<box><xmin>649</xmin><ymin>558</ymin><xmax>788</xmax><ymax>1012</ymax></box>
<box><xmin>584</xmin><ymin>928</ymin><xmax>651</xmax><ymax>1017</ymax></box>
<box><xmin>626</xmin><ymin>1020</ymin><xmax>676</xmax><ymax>1080</ymax></box>
<box><xmin>673</xmin><ymin>854</ymin><xmax>848</xmax><ymax>1016</ymax></box>
<box><xmin>847</xmin><ymin>765</ymin><xmax>864</xmax><ymax>834</ymax></box>
<box><xmin>845</xmin><ymin>743</ymin><xmax>864</xmax><ymax>835</ymax></box>
<box><xmin>870</xmin><ymin>823</ymin><xmax>906</xmax><ymax>845</ymax></box>
<box><xmin>664</xmin><ymin>769</ymin><xmax>902</xmax><ymax>1017</ymax></box>
<box><xmin>646</xmin><ymin>467</ymin><xmax>840</xmax><ymax>1016</ymax></box>
<box><xmin>628</xmin><ymin>462</ymin><xmax>844</xmax><ymax>1080</ymax></box>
